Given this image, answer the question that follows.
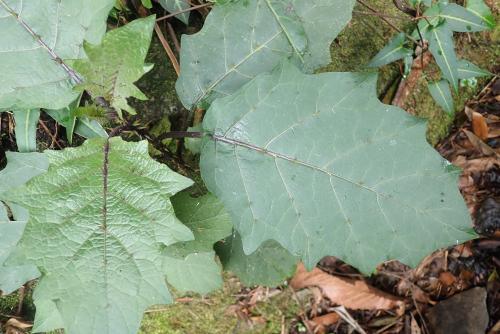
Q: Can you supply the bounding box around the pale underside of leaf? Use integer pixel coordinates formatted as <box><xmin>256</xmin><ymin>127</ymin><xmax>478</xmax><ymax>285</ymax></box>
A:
<box><xmin>2</xmin><ymin>138</ymin><xmax>196</xmax><ymax>334</ymax></box>
<box><xmin>175</xmin><ymin>0</ymin><xmax>355</xmax><ymax>109</ymax></box>
<box><xmin>200</xmin><ymin>61</ymin><xmax>473</xmax><ymax>274</ymax></box>
<box><xmin>0</xmin><ymin>0</ymin><xmax>114</xmax><ymax>110</ymax></box>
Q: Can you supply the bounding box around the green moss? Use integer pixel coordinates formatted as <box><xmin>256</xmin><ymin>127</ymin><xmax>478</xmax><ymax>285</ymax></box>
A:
<box><xmin>0</xmin><ymin>293</ymin><xmax>19</xmax><ymax>315</ymax></box>
<box><xmin>139</xmin><ymin>277</ymin><xmax>298</xmax><ymax>334</ymax></box>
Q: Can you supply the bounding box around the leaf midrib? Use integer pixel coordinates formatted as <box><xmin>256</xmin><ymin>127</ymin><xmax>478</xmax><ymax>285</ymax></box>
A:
<box><xmin>0</xmin><ymin>0</ymin><xmax>82</xmax><ymax>84</ymax></box>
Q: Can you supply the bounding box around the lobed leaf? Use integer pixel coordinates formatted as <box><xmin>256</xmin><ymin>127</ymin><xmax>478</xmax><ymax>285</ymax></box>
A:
<box><xmin>0</xmin><ymin>0</ymin><xmax>115</xmax><ymax>110</ymax></box>
<box><xmin>176</xmin><ymin>0</ymin><xmax>355</xmax><ymax>109</ymax></box>
<box><xmin>70</xmin><ymin>16</ymin><xmax>156</xmax><ymax>118</ymax></box>
<box><xmin>0</xmin><ymin>138</ymin><xmax>221</xmax><ymax>334</ymax></box>
<box><xmin>200</xmin><ymin>61</ymin><xmax>473</xmax><ymax>274</ymax></box>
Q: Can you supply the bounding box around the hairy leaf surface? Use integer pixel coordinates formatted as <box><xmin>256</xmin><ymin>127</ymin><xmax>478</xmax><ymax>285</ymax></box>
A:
<box><xmin>1</xmin><ymin>138</ymin><xmax>203</xmax><ymax>334</ymax></box>
<box><xmin>200</xmin><ymin>61</ymin><xmax>473</xmax><ymax>273</ymax></box>
<box><xmin>176</xmin><ymin>0</ymin><xmax>355</xmax><ymax>109</ymax></box>
<box><xmin>70</xmin><ymin>17</ymin><xmax>156</xmax><ymax>117</ymax></box>
<box><xmin>0</xmin><ymin>0</ymin><xmax>114</xmax><ymax>110</ymax></box>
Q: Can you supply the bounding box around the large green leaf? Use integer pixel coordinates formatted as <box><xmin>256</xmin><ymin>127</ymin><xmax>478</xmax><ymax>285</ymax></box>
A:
<box><xmin>216</xmin><ymin>232</ymin><xmax>298</xmax><ymax>286</ymax></box>
<box><xmin>0</xmin><ymin>152</ymin><xmax>48</xmax><ymax>294</ymax></box>
<box><xmin>0</xmin><ymin>0</ymin><xmax>115</xmax><ymax>111</ymax></box>
<box><xmin>70</xmin><ymin>17</ymin><xmax>156</xmax><ymax>118</ymax></box>
<box><xmin>200</xmin><ymin>61</ymin><xmax>473</xmax><ymax>274</ymax></box>
<box><xmin>176</xmin><ymin>0</ymin><xmax>355</xmax><ymax>109</ymax></box>
<box><xmin>1</xmin><ymin>138</ymin><xmax>214</xmax><ymax>334</ymax></box>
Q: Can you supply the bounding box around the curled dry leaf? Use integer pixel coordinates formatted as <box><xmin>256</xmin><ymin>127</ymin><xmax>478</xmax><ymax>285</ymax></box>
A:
<box><xmin>308</xmin><ymin>312</ymin><xmax>341</xmax><ymax>334</ymax></box>
<box><xmin>291</xmin><ymin>263</ymin><xmax>405</xmax><ymax>315</ymax></box>
<box><xmin>465</xmin><ymin>107</ymin><xmax>489</xmax><ymax>141</ymax></box>
<box><xmin>5</xmin><ymin>318</ymin><xmax>32</xmax><ymax>334</ymax></box>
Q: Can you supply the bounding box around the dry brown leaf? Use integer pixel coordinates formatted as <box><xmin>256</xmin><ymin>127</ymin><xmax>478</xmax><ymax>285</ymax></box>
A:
<box><xmin>4</xmin><ymin>318</ymin><xmax>32</xmax><ymax>334</ymax></box>
<box><xmin>439</xmin><ymin>271</ymin><xmax>457</xmax><ymax>287</ymax></box>
<box><xmin>291</xmin><ymin>263</ymin><xmax>405</xmax><ymax>315</ymax></box>
<box><xmin>463</xmin><ymin>130</ymin><xmax>498</xmax><ymax>157</ymax></box>
<box><xmin>307</xmin><ymin>312</ymin><xmax>341</xmax><ymax>334</ymax></box>
<box><xmin>465</xmin><ymin>107</ymin><xmax>489</xmax><ymax>140</ymax></box>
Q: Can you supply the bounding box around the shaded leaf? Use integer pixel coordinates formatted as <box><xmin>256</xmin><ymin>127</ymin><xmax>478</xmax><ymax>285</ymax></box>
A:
<box><xmin>216</xmin><ymin>232</ymin><xmax>298</xmax><ymax>286</ymax></box>
<box><xmin>0</xmin><ymin>152</ymin><xmax>49</xmax><ymax>194</ymax></box>
<box><xmin>158</xmin><ymin>0</ymin><xmax>190</xmax><ymax>24</ymax></box>
<box><xmin>169</xmin><ymin>192</ymin><xmax>233</xmax><ymax>257</ymax></box>
<box><xmin>0</xmin><ymin>0</ymin><xmax>115</xmax><ymax>110</ymax></box>
<box><xmin>70</xmin><ymin>17</ymin><xmax>156</xmax><ymax>118</ymax></box>
<box><xmin>0</xmin><ymin>221</ymin><xmax>40</xmax><ymax>294</ymax></box>
<box><xmin>1</xmin><ymin>138</ymin><xmax>200</xmax><ymax>334</ymax></box>
<box><xmin>368</xmin><ymin>33</ymin><xmax>412</xmax><ymax>68</ymax></box>
<box><xmin>12</xmin><ymin>110</ymin><xmax>40</xmax><ymax>153</ymax></box>
<box><xmin>428</xmin><ymin>80</ymin><xmax>454</xmax><ymax>115</ymax></box>
<box><xmin>200</xmin><ymin>61</ymin><xmax>473</xmax><ymax>273</ymax></box>
<box><xmin>74</xmin><ymin>116</ymin><xmax>108</xmax><ymax>139</ymax></box>
<box><xmin>291</xmin><ymin>263</ymin><xmax>404</xmax><ymax>313</ymax></box>
<box><xmin>176</xmin><ymin>0</ymin><xmax>355</xmax><ymax>109</ymax></box>
<box><xmin>45</xmin><ymin>96</ymin><xmax>82</xmax><ymax>144</ymax></box>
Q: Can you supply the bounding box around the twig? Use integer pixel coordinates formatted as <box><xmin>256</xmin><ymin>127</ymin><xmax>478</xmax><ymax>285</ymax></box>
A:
<box><xmin>353</xmin><ymin>10</ymin><xmax>410</xmax><ymax>21</ymax></box>
<box><xmin>355</xmin><ymin>0</ymin><xmax>420</xmax><ymax>45</ymax></box>
<box><xmin>156</xmin><ymin>3</ymin><xmax>212</xmax><ymax>22</ymax></box>
<box><xmin>157</xmin><ymin>131</ymin><xmax>202</xmax><ymax>140</ymax></box>
<box><xmin>38</xmin><ymin>120</ymin><xmax>62</xmax><ymax>149</ymax></box>
<box><xmin>166</xmin><ymin>22</ymin><xmax>181</xmax><ymax>54</ymax></box>
<box><xmin>154</xmin><ymin>24</ymin><xmax>180</xmax><ymax>76</ymax></box>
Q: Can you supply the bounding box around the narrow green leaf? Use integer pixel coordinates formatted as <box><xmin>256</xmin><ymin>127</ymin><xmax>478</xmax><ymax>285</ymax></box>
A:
<box><xmin>426</xmin><ymin>25</ymin><xmax>459</xmax><ymax>92</ymax></box>
<box><xmin>158</xmin><ymin>0</ymin><xmax>191</xmax><ymax>24</ymax></box>
<box><xmin>0</xmin><ymin>0</ymin><xmax>115</xmax><ymax>111</ymax></box>
<box><xmin>457</xmin><ymin>59</ymin><xmax>492</xmax><ymax>79</ymax></box>
<box><xmin>70</xmin><ymin>16</ymin><xmax>156</xmax><ymax>118</ymax></box>
<box><xmin>216</xmin><ymin>232</ymin><xmax>298</xmax><ymax>286</ymax></box>
<box><xmin>440</xmin><ymin>3</ymin><xmax>490</xmax><ymax>32</ymax></box>
<box><xmin>74</xmin><ymin>117</ymin><xmax>109</xmax><ymax>139</ymax></box>
<box><xmin>368</xmin><ymin>33</ymin><xmax>413</xmax><ymax>68</ymax></box>
<box><xmin>176</xmin><ymin>0</ymin><xmax>355</xmax><ymax>109</ymax></box>
<box><xmin>466</xmin><ymin>0</ymin><xmax>496</xmax><ymax>29</ymax></box>
<box><xmin>2</xmin><ymin>138</ymin><xmax>198</xmax><ymax>334</ymax></box>
<box><xmin>200</xmin><ymin>61</ymin><xmax>472</xmax><ymax>273</ymax></box>
<box><xmin>141</xmin><ymin>0</ymin><xmax>153</xmax><ymax>8</ymax></box>
<box><xmin>428</xmin><ymin>80</ymin><xmax>454</xmax><ymax>115</ymax></box>
<box><xmin>13</xmin><ymin>110</ymin><xmax>40</xmax><ymax>153</ymax></box>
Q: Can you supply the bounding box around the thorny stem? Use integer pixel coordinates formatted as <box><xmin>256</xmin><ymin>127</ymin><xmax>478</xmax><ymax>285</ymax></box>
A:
<box><xmin>157</xmin><ymin>131</ymin><xmax>202</xmax><ymax>140</ymax></box>
<box><xmin>0</xmin><ymin>0</ymin><xmax>83</xmax><ymax>85</ymax></box>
